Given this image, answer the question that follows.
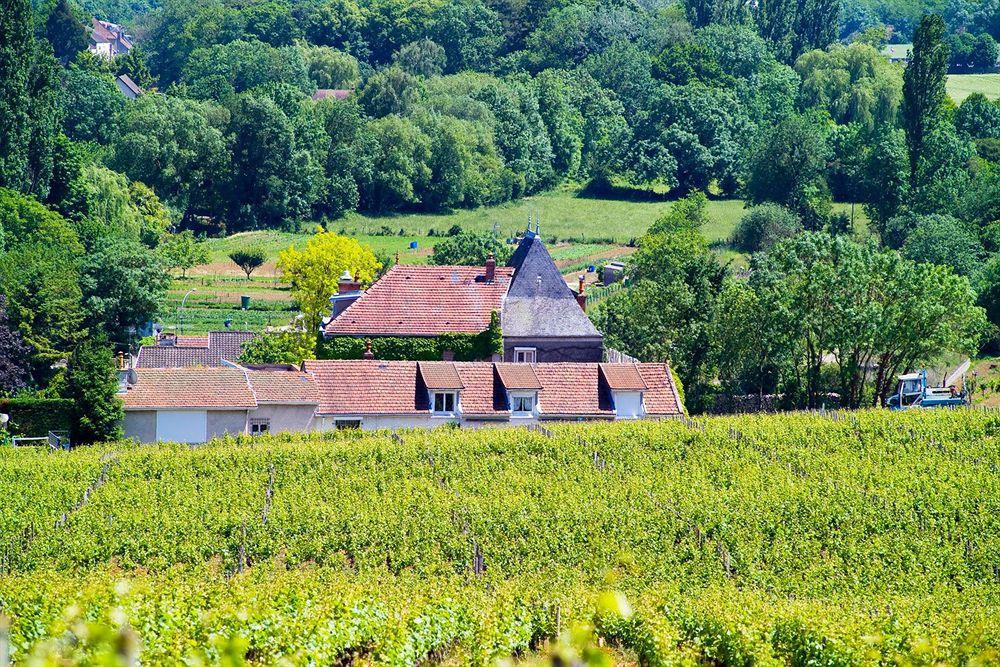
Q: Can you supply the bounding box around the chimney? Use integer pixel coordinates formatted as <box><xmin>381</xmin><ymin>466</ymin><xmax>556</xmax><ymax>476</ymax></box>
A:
<box><xmin>485</xmin><ymin>253</ymin><xmax>496</xmax><ymax>282</ymax></box>
<box><xmin>338</xmin><ymin>269</ymin><xmax>360</xmax><ymax>294</ymax></box>
<box><xmin>362</xmin><ymin>339</ymin><xmax>374</xmax><ymax>360</ymax></box>
<box><xmin>576</xmin><ymin>275</ymin><xmax>587</xmax><ymax>311</ymax></box>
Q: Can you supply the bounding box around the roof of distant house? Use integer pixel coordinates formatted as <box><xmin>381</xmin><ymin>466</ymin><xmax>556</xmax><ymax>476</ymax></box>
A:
<box><xmin>324</xmin><ymin>264</ymin><xmax>514</xmax><ymax>337</ymax></box>
<box><xmin>122</xmin><ymin>366</ymin><xmax>318</xmax><ymax>409</ymax></box>
<box><xmin>116</xmin><ymin>74</ymin><xmax>142</xmax><ymax>96</ymax></box>
<box><xmin>304</xmin><ymin>360</ymin><xmax>682</xmax><ymax>418</ymax></box>
<box><xmin>135</xmin><ymin>331</ymin><xmax>256</xmax><ymax>368</ymax></box>
<box><xmin>312</xmin><ymin>89</ymin><xmax>353</xmax><ymax>101</ymax></box>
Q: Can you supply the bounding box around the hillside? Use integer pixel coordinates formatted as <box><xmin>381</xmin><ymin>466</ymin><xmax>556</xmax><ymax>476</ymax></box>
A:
<box><xmin>2</xmin><ymin>410</ymin><xmax>999</xmax><ymax>663</ymax></box>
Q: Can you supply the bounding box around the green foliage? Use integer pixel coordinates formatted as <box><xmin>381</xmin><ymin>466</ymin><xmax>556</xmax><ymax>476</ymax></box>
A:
<box><xmin>3</xmin><ymin>413</ymin><xmax>1000</xmax><ymax>661</ymax></box>
<box><xmin>745</xmin><ymin>113</ymin><xmax>832</xmax><ymax>229</ymax></box>
<box><xmin>159</xmin><ymin>230</ymin><xmax>209</xmax><ymax>278</ymax></box>
<box><xmin>393</xmin><ymin>38</ymin><xmax>447</xmax><ymax>77</ymax></box>
<box><xmin>239</xmin><ymin>330</ymin><xmax>317</xmax><ymax>365</ymax></box>
<box><xmin>902</xmin><ymin>15</ymin><xmax>950</xmax><ymax>181</ymax></box>
<box><xmin>901</xmin><ymin>214</ymin><xmax>983</xmax><ymax>276</ymax></box>
<box><xmin>319</xmin><ymin>320</ymin><xmax>502</xmax><ymax>361</ymax></box>
<box><xmin>63</xmin><ymin>335</ymin><xmax>122</xmax><ymax>445</ymax></box>
<box><xmin>0</xmin><ymin>0</ymin><xmax>33</xmax><ymax>192</ymax></box>
<box><xmin>229</xmin><ymin>246</ymin><xmax>267</xmax><ymax>279</ymax></box>
<box><xmin>430</xmin><ymin>230</ymin><xmax>513</xmax><ymax>265</ymax></box>
<box><xmin>0</xmin><ymin>397</ymin><xmax>72</xmax><ymax>435</ymax></box>
<box><xmin>299</xmin><ymin>43</ymin><xmax>359</xmax><ymax>89</ymax></box>
<box><xmin>44</xmin><ymin>0</ymin><xmax>86</xmax><ymax>63</ymax></box>
<box><xmin>956</xmin><ymin>93</ymin><xmax>1000</xmax><ymax>140</ymax></box>
<box><xmin>730</xmin><ymin>204</ymin><xmax>803</xmax><ymax>253</ymax></box>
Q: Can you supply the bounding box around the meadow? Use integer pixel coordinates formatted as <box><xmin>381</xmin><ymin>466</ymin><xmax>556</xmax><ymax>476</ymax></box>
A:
<box><xmin>947</xmin><ymin>73</ymin><xmax>1000</xmax><ymax>102</ymax></box>
<box><xmin>1</xmin><ymin>410</ymin><xmax>998</xmax><ymax>664</ymax></box>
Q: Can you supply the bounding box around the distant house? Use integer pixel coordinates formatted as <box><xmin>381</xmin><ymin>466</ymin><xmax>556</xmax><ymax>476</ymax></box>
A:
<box><xmin>312</xmin><ymin>89</ymin><xmax>353</xmax><ymax>102</ymax></box>
<box><xmin>883</xmin><ymin>43</ymin><xmax>913</xmax><ymax>64</ymax></box>
<box><xmin>304</xmin><ymin>360</ymin><xmax>683</xmax><ymax>430</ymax></box>
<box><xmin>88</xmin><ymin>18</ymin><xmax>133</xmax><ymax>58</ymax></box>
<box><xmin>323</xmin><ymin>229</ymin><xmax>604</xmax><ymax>362</ymax></box>
<box><xmin>135</xmin><ymin>331</ymin><xmax>256</xmax><ymax>368</ymax></box>
<box><xmin>121</xmin><ymin>366</ymin><xmax>318</xmax><ymax>443</ymax></box>
<box><xmin>115</xmin><ymin>74</ymin><xmax>142</xmax><ymax>99</ymax></box>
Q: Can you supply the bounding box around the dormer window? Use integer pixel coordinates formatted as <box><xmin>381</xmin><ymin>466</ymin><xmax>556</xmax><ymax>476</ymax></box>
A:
<box><xmin>509</xmin><ymin>392</ymin><xmax>537</xmax><ymax>416</ymax></box>
<box><xmin>432</xmin><ymin>391</ymin><xmax>457</xmax><ymax>414</ymax></box>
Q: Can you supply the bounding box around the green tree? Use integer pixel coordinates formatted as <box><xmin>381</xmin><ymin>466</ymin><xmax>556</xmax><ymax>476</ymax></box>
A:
<box><xmin>300</xmin><ymin>44</ymin><xmax>359</xmax><ymax>88</ymax></box>
<box><xmin>731</xmin><ymin>204</ymin><xmax>803</xmax><ymax>253</ymax></box>
<box><xmin>745</xmin><ymin>113</ymin><xmax>831</xmax><ymax>229</ymax></box>
<box><xmin>358</xmin><ymin>66</ymin><xmax>421</xmax><ymax>117</ymax></box>
<box><xmin>0</xmin><ymin>0</ymin><xmax>33</xmax><ymax>191</ymax></box>
<box><xmin>362</xmin><ymin>114</ymin><xmax>431</xmax><ymax>211</ymax></box>
<box><xmin>239</xmin><ymin>330</ymin><xmax>317</xmax><ymax>364</ymax></box>
<box><xmin>861</xmin><ymin>128</ymin><xmax>911</xmax><ymax>238</ymax></box>
<box><xmin>956</xmin><ymin>93</ymin><xmax>1000</xmax><ymax>140</ymax></box>
<box><xmin>114</xmin><ymin>45</ymin><xmax>155</xmax><ymax>89</ymax></box>
<box><xmin>64</xmin><ymin>335</ymin><xmax>123</xmax><ymax>445</ymax></box>
<box><xmin>431</xmin><ymin>230</ymin><xmax>513</xmax><ymax>265</ymax></box>
<box><xmin>428</xmin><ymin>0</ymin><xmax>502</xmax><ymax>73</ymax></box>
<box><xmin>393</xmin><ymin>38</ymin><xmax>447</xmax><ymax>77</ymax></box>
<box><xmin>61</xmin><ymin>66</ymin><xmax>126</xmax><ymax>143</ymax></box>
<box><xmin>44</xmin><ymin>0</ymin><xmax>85</xmax><ymax>63</ymax></box>
<box><xmin>229</xmin><ymin>246</ymin><xmax>267</xmax><ymax>279</ymax></box>
<box><xmin>159</xmin><ymin>230</ymin><xmax>209</xmax><ymax>278</ymax></box>
<box><xmin>80</xmin><ymin>236</ymin><xmax>170</xmax><ymax>341</ymax></box>
<box><xmin>902</xmin><ymin>15</ymin><xmax>950</xmax><ymax>182</ymax></box>
<box><xmin>901</xmin><ymin>214</ymin><xmax>983</xmax><ymax>276</ymax></box>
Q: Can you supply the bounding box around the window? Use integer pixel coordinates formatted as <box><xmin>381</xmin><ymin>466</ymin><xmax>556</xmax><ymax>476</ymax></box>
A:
<box><xmin>514</xmin><ymin>347</ymin><xmax>536</xmax><ymax>363</ymax></box>
<box><xmin>511</xmin><ymin>394</ymin><xmax>535</xmax><ymax>414</ymax></box>
<box><xmin>433</xmin><ymin>392</ymin><xmax>456</xmax><ymax>414</ymax></box>
<box><xmin>249</xmin><ymin>418</ymin><xmax>270</xmax><ymax>436</ymax></box>
<box><xmin>335</xmin><ymin>419</ymin><xmax>361</xmax><ymax>430</ymax></box>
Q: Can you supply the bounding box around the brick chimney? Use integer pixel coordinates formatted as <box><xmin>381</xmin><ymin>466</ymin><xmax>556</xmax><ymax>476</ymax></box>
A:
<box><xmin>576</xmin><ymin>275</ymin><xmax>587</xmax><ymax>311</ymax></box>
<box><xmin>338</xmin><ymin>269</ymin><xmax>361</xmax><ymax>294</ymax></box>
<box><xmin>485</xmin><ymin>253</ymin><xmax>496</xmax><ymax>282</ymax></box>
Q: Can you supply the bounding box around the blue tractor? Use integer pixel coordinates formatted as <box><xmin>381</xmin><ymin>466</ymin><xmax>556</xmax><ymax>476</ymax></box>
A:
<box><xmin>886</xmin><ymin>369</ymin><xmax>968</xmax><ymax>410</ymax></box>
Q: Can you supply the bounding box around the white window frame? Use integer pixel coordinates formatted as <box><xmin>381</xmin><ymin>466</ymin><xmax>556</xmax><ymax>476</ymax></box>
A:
<box><xmin>335</xmin><ymin>419</ymin><xmax>362</xmax><ymax>430</ymax></box>
<box><xmin>509</xmin><ymin>391</ymin><xmax>537</xmax><ymax>417</ymax></box>
<box><xmin>514</xmin><ymin>347</ymin><xmax>537</xmax><ymax>363</ymax></box>
<box><xmin>432</xmin><ymin>391</ymin><xmax>458</xmax><ymax>415</ymax></box>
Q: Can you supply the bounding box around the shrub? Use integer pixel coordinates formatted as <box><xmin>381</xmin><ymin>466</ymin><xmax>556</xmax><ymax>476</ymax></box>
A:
<box><xmin>731</xmin><ymin>205</ymin><xmax>802</xmax><ymax>253</ymax></box>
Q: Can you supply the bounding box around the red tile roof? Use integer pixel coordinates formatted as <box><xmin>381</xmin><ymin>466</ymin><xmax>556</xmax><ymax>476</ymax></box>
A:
<box><xmin>305</xmin><ymin>361</ymin><xmax>683</xmax><ymax>418</ymax></box>
<box><xmin>247</xmin><ymin>370</ymin><xmax>318</xmax><ymax>404</ymax></box>
<box><xmin>135</xmin><ymin>332</ymin><xmax>255</xmax><ymax>368</ymax></box>
<box><xmin>418</xmin><ymin>362</ymin><xmax>464</xmax><ymax>390</ymax></box>
<box><xmin>494</xmin><ymin>363</ymin><xmax>542</xmax><ymax>390</ymax></box>
<box><xmin>122</xmin><ymin>368</ymin><xmax>257</xmax><ymax>409</ymax></box>
<box><xmin>599</xmin><ymin>363</ymin><xmax>648</xmax><ymax>391</ymax></box>
<box><xmin>304</xmin><ymin>360</ymin><xmax>428</xmax><ymax>414</ymax></box>
<box><xmin>324</xmin><ymin>264</ymin><xmax>513</xmax><ymax>337</ymax></box>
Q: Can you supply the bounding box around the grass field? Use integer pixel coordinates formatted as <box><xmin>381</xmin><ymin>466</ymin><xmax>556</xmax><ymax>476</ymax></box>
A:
<box><xmin>1</xmin><ymin>411</ymin><xmax>999</xmax><ymax>663</ymax></box>
<box><xmin>947</xmin><ymin>73</ymin><xmax>1000</xmax><ymax>102</ymax></box>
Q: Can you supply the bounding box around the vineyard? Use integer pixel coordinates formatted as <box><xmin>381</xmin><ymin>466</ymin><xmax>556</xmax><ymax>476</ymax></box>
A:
<box><xmin>2</xmin><ymin>411</ymin><xmax>1000</xmax><ymax>664</ymax></box>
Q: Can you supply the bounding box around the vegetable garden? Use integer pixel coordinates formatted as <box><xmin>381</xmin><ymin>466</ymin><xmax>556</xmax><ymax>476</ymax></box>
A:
<box><xmin>1</xmin><ymin>410</ymin><xmax>999</xmax><ymax>664</ymax></box>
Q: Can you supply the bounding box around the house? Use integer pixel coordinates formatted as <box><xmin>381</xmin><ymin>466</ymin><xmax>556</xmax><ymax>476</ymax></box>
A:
<box><xmin>312</xmin><ymin>89</ymin><xmax>353</xmax><ymax>102</ymax></box>
<box><xmin>304</xmin><ymin>359</ymin><xmax>683</xmax><ymax>430</ymax></box>
<box><xmin>121</xmin><ymin>366</ymin><xmax>318</xmax><ymax>443</ymax></box>
<box><xmin>115</xmin><ymin>74</ymin><xmax>142</xmax><ymax>99</ymax></box>
<box><xmin>88</xmin><ymin>19</ymin><xmax>133</xmax><ymax>58</ymax></box>
<box><xmin>323</xmin><ymin>228</ymin><xmax>604</xmax><ymax>362</ymax></box>
<box><xmin>135</xmin><ymin>331</ymin><xmax>256</xmax><ymax>368</ymax></box>
<box><xmin>883</xmin><ymin>43</ymin><xmax>912</xmax><ymax>64</ymax></box>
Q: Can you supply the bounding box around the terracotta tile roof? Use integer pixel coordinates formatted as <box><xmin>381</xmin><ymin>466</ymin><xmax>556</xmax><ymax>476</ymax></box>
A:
<box><xmin>324</xmin><ymin>264</ymin><xmax>513</xmax><ymax>337</ymax></box>
<box><xmin>122</xmin><ymin>368</ymin><xmax>256</xmax><ymax>409</ymax></box>
<box><xmin>304</xmin><ymin>360</ymin><xmax>429</xmax><ymax>414</ymax></box>
<box><xmin>600</xmin><ymin>363</ymin><xmax>648</xmax><ymax>391</ymax></box>
<box><xmin>533</xmin><ymin>364</ymin><xmax>613</xmax><ymax>416</ymax></box>
<box><xmin>247</xmin><ymin>370</ymin><xmax>318</xmax><ymax>404</ymax></box>
<box><xmin>418</xmin><ymin>362</ymin><xmax>464</xmax><ymax>390</ymax></box>
<box><xmin>636</xmin><ymin>364</ymin><xmax>683</xmax><ymax>415</ymax></box>
<box><xmin>495</xmin><ymin>363</ymin><xmax>542</xmax><ymax>390</ymax></box>
<box><xmin>455</xmin><ymin>364</ymin><xmax>505</xmax><ymax>416</ymax></box>
<box><xmin>135</xmin><ymin>331</ymin><xmax>255</xmax><ymax>368</ymax></box>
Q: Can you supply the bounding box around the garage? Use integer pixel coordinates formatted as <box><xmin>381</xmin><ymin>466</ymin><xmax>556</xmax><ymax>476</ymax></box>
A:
<box><xmin>156</xmin><ymin>410</ymin><xmax>208</xmax><ymax>443</ymax></box>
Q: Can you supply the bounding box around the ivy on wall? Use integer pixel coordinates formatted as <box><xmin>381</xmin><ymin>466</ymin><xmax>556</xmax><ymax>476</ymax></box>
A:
<box><xmin>319</xmin><ymin>311</ymin><xmax>503</xmax><ymax>361</ymax></box>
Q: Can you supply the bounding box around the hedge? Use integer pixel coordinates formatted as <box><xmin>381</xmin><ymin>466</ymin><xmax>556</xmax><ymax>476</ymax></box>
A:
<box><xmin>0</xmin><ymin>398</ymin><xmax>72</xmax><ymax>436</ymax></box>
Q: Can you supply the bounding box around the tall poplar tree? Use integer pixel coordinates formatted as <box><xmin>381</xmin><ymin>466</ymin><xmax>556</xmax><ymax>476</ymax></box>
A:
<box><xmin>45</xmin><ymin>0</ymin><xmax>87</xmax><ymax>63</ymax></box>
<box><xmin>902</xmin><ymin>15</ymin><xmax>949</xmax><ymax>183</ymax></box>
<box><xmin>0</xmin><ymin>0</ymin><xmax>32</xmax><ymax>191</ymax></box>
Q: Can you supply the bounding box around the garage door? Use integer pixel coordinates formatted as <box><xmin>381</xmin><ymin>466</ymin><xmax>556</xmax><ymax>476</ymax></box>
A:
<box><xmin>156</xmin><ymin>410</ymin><xmax>208</xmax><ymax>443</ymax></box>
